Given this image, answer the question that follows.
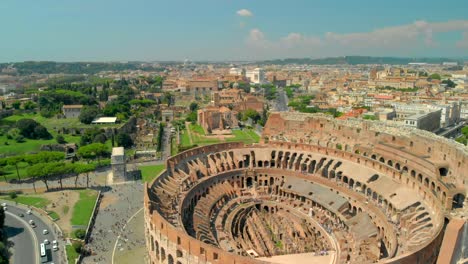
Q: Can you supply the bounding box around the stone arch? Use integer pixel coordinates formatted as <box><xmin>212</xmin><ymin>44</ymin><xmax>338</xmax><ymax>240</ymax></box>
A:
<box><xmin>439</xmin><ymin>167</ymin><xmax>448</xmax><ymax>177</ymax></box>
<box><xmin>371</xmin><ymin>154</ymin><xmax>377</xmax><ymax>160</ymax></box>
<box><xmin>402</xmin><ymin>166</ymin><xmax>408</xmax><ymax>173</ymax></box>
<box><xmin>395</xmin><ymin>163</ymin><xmax>401</xmax><ymax>170</ymax></box>
<box><xmin>453</xmin><ymin>193</ymin><xmax>465</xmax><ymax>209</ymax></box>
<box><xmin>246</xmin><ymin>177</ymin><xmax>253</xmax><ymax>188</ymax></box>
<box><xmin>379</xmin><ymin>157</ymin><xmax>385</xmax><ymax>163</ymax></box>
<box><xmin>168</xmin><ymin>254</ymin><xmax>174</xmax><ymax>264</ymax></box>
<box><xmin>387</xmin><ymin>160</ymin><xmax>393</xmax><ymax>166</ymax></box>
<box><xmin>177</xmin><ymin>249</ymin><xmax>183</xmax><ymax>258</ymax></box>
<box><xmin>343</xmin><ymin>176</ymin><xmax>349</xmax><ymax>184</ymax></box>
<box><xmin>411</xmin><ymin>170</ymin><xmax>416</xmax><ymax>178</ymax></box>
<box><xmin>161</xmin><ymin>247</ymin><xmax>166</xmax><ymax>261</ymax></box>
<box><xmin>418</xmin><ymin>174</ymin><xmax>423</xmax><ymax>183</ymax></box>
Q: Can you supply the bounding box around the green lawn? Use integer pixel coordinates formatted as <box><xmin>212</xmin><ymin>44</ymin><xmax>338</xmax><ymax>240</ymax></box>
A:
<box><xmin>66</xmin><ymin>245</ymin><xmax>79</xmax><ymax>263</ymax></box>
<box><xmin>226</xmin><ymin>129</ymin><xmax>260</xmax><ymax>144</ymax></box>
<box><xmin>189</xmin><ymin>123</ymin><xmax>206</xmax><ymax>135</ymax></box>
<box><xmin>139</xmin><ymin>164</ymin><xmax>165</xmax><ymax>183</ymax></box>
<box><xmin>180</xmin><ymin>130</ymin><xmax>192</xmax><ymax>147</ymax></box>
<box><xmin>48</xmin><ymin>211</ymin><xmax>60</xmax><ymax>221</ymax></box>
<box><xmin>0</xmin><ymin>195</ymin><xmax>50</xmax><ymax>208</ymax></box>
<box><xmin>71</xmin><ymin>189</ymin><xmax>98</xmax><ymax>227</ymax></box>
<box><xmin>171</xmin><ymin>137</ymin><xmax>178</xmax><ymax>156</ymax></box>
<box><xmin>191</xmin><ymin>133</ymin><xmax>221</xmax><ymax>145</ymax></box>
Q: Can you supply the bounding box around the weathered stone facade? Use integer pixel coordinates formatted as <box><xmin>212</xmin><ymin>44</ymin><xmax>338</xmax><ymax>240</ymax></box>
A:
<box><xmin>144</xmin><ymin>113</ymin><xmax>467</xmax><ymax>264</ymax></box>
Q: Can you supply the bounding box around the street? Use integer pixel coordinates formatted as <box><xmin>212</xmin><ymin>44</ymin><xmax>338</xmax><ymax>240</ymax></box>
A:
<box><xmin>3</xmin><ymin>202</ymin><xmax>62</xmax><ymax>264</ymax></box>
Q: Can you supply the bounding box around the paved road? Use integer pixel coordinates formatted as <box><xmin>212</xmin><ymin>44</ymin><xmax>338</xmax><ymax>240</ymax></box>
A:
<box><xmin>5</xmin><ymin>212</ymin><xmax>37</xmax><ymax>264</ymax></box>
<box><xmin>82</xmin><ymin>182</ymin><xmax>144</xmax><ymax>264</ymax></box>
<box><xmin>3</xmin><ymin>203</ymin><xmax>62</xmax><ymax>264</ymax></box>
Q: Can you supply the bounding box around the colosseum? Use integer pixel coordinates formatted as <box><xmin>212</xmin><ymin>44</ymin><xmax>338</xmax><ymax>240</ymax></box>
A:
<box><xmin>144</xmin><ymin>112</ymin><xmax>467</xmax><ymax>264</ymax></box>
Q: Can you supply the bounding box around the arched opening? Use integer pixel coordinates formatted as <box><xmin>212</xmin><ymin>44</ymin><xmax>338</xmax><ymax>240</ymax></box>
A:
<box><xmin>176</xmin><ymin>250</ymin><xmax>183</xmax><ymax>258</ymax></box>
<box><xmin>411</xmin><ymin>170</ymin><xmax>416</xmax><ymax>177</ymax></box>
<box><xmin>439</xmin><ymin>167</ymin><xmax>448</xmax><ymax>177</ymax></box>
<box><xmin>371</xmin><ymin>154</ymin><xmax>377</xmax><ymax>160</ymax></box>
<box><xmin>168</xmin><ymin>254</ymin><xmax>174</xmax><ymax>264</ymax></box>
<box><xmin>453</xmin><ymin>193</ymin><xmax>465</xmax><ymax>209</ymax></box>
<box><xmin>379</xmin><ymin>157</ymin><xmax>385</xmax><ymax>163</ymax></box>
<box><xmin>246</xmin><ymin>177</ymin><xmax>253</xmax><ymax>188</ymax></box>
<box><xmin>257</xmin><ymin>160</ymin><xmax>263</xmax><ymax>167</ymax></box>
<box><xmin>387</xmin><ymin>160</ymin><xmax>393</xmax><ymax>166</ymax></box>
<box><xmin>395</xmin><ymin>163</ymin><xmax>401</xmax><ymax>170</ymax></box>
<box><xmin>161</xmin><ymin>247</ymin><xmax>166</xmax><ymax>261</ymax></box>
<box><xmin>418</xmin><ymin>174</ymin><xmax>423</xmax><ymax>183</ymax></box>
<box><xmin>402</xmin><ymin>166</ymin><xmax>408</xmax><ymax>173</ymax></box>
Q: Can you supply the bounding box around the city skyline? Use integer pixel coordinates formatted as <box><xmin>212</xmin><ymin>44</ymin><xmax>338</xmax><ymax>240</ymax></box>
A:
<box><xmin>1</xmin><ymin>0</ymin><xmax>468</xmax><ymax>62</ymax></box>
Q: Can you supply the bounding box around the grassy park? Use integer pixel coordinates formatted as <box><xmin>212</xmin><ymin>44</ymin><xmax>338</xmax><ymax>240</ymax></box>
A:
<box><xmin>0</xmin><ymin>112</ymin><xmax>119</xmax><ymax>157</ymax></box>
<box><xmin>1</xmin><ymin>194</ymin><xmax>49</xmax><ymax>208</ymax></box>
<box><xmin>139</xmin><ymin>164</ymin><xmax>166</xmax><ymax>183</ymax></box>
<box><xmin>71</xmin><ymin>189</ymin><xmax>99</xmax><ymax>227</ymax></box>
<box><xmin>179</xmin><ymin>123</ymin><xmax>260</xmax><ymax>149</ymax></box>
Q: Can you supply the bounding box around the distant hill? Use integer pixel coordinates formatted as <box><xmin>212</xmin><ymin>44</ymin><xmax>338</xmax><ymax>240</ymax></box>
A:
<box><xmin>257</xmin><ymin>56</ymin><xmax>463</xmax><ymax>65</ymax></box>
<box><xmin>0</xmin><ymin>61</ymin><xmax>166</xmax><ymax>75</ymax></box>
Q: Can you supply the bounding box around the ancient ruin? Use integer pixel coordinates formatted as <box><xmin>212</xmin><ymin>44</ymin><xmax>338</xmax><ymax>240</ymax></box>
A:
<box><xmin>144</xmin><ymin>112</ymin><xmax>467</xmax><ymax>264</ymax></box>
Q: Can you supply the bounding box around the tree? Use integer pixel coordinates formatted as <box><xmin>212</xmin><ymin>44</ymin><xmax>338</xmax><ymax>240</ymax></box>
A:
<box><xmin>92</xmin><ymin>133</ymin><xmax>107</xmax><ymax>144</ymax></box>
<box><xmin>0</xmin><ymin>207</ymin><xmax>4</xmax><ymax>229</ymax></box>
<box><xmin>79</xmin><ymin>105</ymin><xmax>100</xmax><ymax>124</ymax></box>
<box><xmin>189</xmin><ymin>102</ymin><xmax>199</xmax><ymax>112</ymax></box>
<box><xmin>77</xmin><ymin>143</ymin><xmax>110</xmax><ymax>165</ymax></box>
<box><xmin>442</xmin><ymin>79</ymin><xmax>456</xmax><ymax>88</ymax></box>
<box><xmin>185</xmin><ymin>111</ymin><xmax>197</xmax><ymax>123</ymax></box>
<box><xmin>0</xmin><ymin>156</ymin><xmax>24</xmax><ymax>181</ymax></box>
<box><xmin>241</xmin><ymin>109</ymin><xmax>261</xmax><ymax>123</ymax></box>
<box><xmin>74</xmin><ymin>229</ymin><xmax>86</xmax><ymax>239</ymax></box>
<box><xmin>27</xmin><ymin>163</ymin><xmax>47</xmax><ymax>192</ymax></box>
<box><xmin>24</xmin><ymin>151</ymin><xmax>64</xmax><ymax>165</ymax></box>
<box><xmin>74</xmin><ymin>163</ymin><xmax>96</xmax><ymax>188</ymax></box>
<box><xmin>116</xmin><ymin>133</ymin><xmax>133</xmax><ymax>148</ymax></box>
<box><xmin>23</xmin><ymin>101</ymin><xmax>37</xmax><ymax>110</ymax></box>
<box><xmin>17</xmin><ymin>119</ymin><xmax>52</xmax><ymax>139</ymax></box>
<box><xmin>429</xmin><ymin>73</ymin><xmax>441</xmax><ymax>80</ymax></box>
<box><xmin>12</xmin><ymin>100</ymin><xmax>21</xmax><ymax>109</ymax></box>
<box><xmin>0</xmin><ymin>170</ymin><xmax>7</xmax><ymax>183</ymax></box>
<box><xmin>56</xmin><ymin>134</ymin><xmax>66</xmax><ymax>144</ymax></box>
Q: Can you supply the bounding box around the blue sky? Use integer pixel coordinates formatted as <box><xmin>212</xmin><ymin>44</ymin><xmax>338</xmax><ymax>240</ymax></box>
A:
<box><xmin>1</xmin><ymin>0</ymin><xmax>467</xmax><ymax>62</ymax></box>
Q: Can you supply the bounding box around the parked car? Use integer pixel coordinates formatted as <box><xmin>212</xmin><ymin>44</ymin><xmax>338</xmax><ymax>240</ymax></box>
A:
<box><xmin>42</xmin><ymin>229</ymin><xmax>48</xmax><ymax>235</ymax></box>
<box><xmin>52</xmin><ymin>240</ymin><xmax>58</xmax><ymax>251</ymax></box>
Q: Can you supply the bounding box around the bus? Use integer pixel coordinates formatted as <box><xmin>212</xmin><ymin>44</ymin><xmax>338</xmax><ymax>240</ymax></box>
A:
<box><xmin>40</xmin><ymin>243</ymin><xmax>48</xmax><ymax>263</ymax></box>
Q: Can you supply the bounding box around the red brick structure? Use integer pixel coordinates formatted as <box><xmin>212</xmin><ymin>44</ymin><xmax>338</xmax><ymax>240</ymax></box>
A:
<box><xmin>144</xmin><ymin>112</ymin><xmax>467</xmax><ymax>264</ymax></box>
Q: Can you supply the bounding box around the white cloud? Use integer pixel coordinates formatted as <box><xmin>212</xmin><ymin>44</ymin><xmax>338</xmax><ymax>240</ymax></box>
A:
<box><xmin>244</xmin><ymin>20</ymin><xmax>468</xmax><ymax>59</ymax></box>
<box><xmin>237</xmin><ymin>9</ymin><xmax>253</xmax><ymax>17</ymax></box>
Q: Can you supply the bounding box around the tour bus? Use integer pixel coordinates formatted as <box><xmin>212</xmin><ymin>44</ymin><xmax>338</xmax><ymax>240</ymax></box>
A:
<box><xmin>40</xmin><ymin>243</ymin><xmax>48</xmax><ymax>263</ymax></box>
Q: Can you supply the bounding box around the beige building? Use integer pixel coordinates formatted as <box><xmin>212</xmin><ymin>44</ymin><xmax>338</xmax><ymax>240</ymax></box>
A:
<box><xmin>62</xmin><ymin>105</ymin><xmax>83</xmax><ymax>118</ymax></box>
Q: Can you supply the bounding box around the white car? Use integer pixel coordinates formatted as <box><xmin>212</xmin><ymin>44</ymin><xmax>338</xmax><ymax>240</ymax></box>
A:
<box><xmin>29</xmin><ymin>220</ymin><xmax>36</xmax><ymax>227</ymax></box>
<box><xmin>26</xmin><ymin>209</ymin><xmax>32</xmax><ymax>215</ymax></box>
<box><xmin>42</xmin><ymin>229</ymin><xmax>48</xmax><ymax>235</ymax></box>
<box><xmin>44</xmin><ymin>239</ymin><xmax>50</xmax><ymax>245</ymax></box>
<box><xmin>52</xmin><ymin>240</ymin><xmax>58</xmax><ymax>251</ymax></box>
<box><xmin>1</xmin><ymin>203</ymin><xmax>6</xmax><ymax>207</ymax></box>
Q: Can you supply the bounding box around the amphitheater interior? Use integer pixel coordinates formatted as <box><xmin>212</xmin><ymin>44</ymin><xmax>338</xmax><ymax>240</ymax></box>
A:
<box><xmin>144</xmin><ymin>112</ymin><xmax>467</xmax><ymax>264</ymax></box>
